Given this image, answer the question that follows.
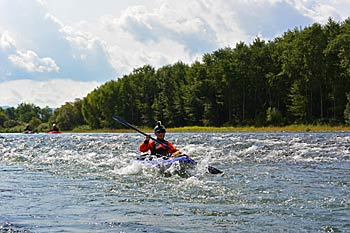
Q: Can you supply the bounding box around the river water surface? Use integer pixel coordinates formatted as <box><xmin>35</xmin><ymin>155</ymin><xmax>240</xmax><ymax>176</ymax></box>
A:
<box><xmin>0</xmin><ymin>132</ymin><xmax>349</xmax><ymax>232</ymax></box>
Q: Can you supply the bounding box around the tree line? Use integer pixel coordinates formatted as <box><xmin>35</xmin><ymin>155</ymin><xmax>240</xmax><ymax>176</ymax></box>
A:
<box><xmin>0</xmin><ymin>103</ymin><xmax>53</xmax><ymax>132</ymax></box>
<box><xmin>1</xmin><ymin>18</ymin><xmax>350</xmax><ymax>132</ymax></box>
<box><xmin>0</xmin><ymin>100</ymin><xmax>85</xmax><ymax>132</ymax></box>
<box><xmin>81</xmin><ymin>18</ymin><xmax>350</xmax><ymax>129</ymax></box>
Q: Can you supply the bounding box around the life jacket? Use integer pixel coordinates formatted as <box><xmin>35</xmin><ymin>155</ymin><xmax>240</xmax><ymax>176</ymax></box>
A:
<box><xmin>152</xmin><ymin>140</ymin><xmax>169</xmax><ymax>157</ymax></box>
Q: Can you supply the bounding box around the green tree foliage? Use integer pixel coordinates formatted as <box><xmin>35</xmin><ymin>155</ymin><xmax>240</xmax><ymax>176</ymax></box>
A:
<box><xmin>39</xmin><ymin>107</ymin><xmax>53</xmax><ymax>122</ymax></box>
<box><xmin>288</xmin><ymin>80</ymin><xmax>307</xmax><ymax>123</ymax></box>
<box><xmin>122</xmin><ymin>65</ymin><xmax>156</xmax><ymax>127</ymax></box>
<box><xmin>183</xmin><ymin>61</ymin><xmax>206</xmax><ymax>125</ymax></box>
<box><xmin>9</xmin><ymin>103</ymin><xmax>53</xmax><ymax>124</ymax></box>
<box><xmin>3</xmin><ymin>119</ymin><xmax>20</xmax><ymax>128</ymax></box>
<box><xmin>266</xmin><ymin>107</ymin><xmax>284</xmax><ymax>126</ymax></box>
<box><xmin>51</xmin><ymin>99</ymin><xmax>86</xmax><ymax>130</ymax></box>
<box><xmin>324</xmin><ymin>19</ymin><xmax>350</xmax><ymax>121</ymax></box>
<box><xmin>344</xmin><ymin>93</ymin><xmax>350</xmax><ymax>125</ymax></box>
<box><xmin>154</xmin><ymin>62</ymin><xmax>188</xmax><ymax>127</ymax></box>
<box><xmin>0</xmin><ymin>108</ymin><xmax>7</xmax><ymax>127</ymax></box>
<box><xmin>231</xmin><ymin>42</ymin><xmax>252</xmax><ymax>124</ymax></box>
<box><xmin>0</xmin><ymin>104</ymin><xmax>53</xmax><ymax>132</ymax></box>
<box><xmin>16</xmin><ymin>103</ymin><xmax>41</xmax><ymax>123</ymax></box>
<box><xmin>5</xmin><ymin>107</ymin><xmax>16</xmax><ymax>120</ymax></box>
<box><xmin>29</xmin><ymin>117</ymin><xmax>42</xmax><ymax>129</ymax></box>
<box><xmin>82</xmin><ymin>91</ymin><xmax>101</xmax><ymax>129</ymax></box>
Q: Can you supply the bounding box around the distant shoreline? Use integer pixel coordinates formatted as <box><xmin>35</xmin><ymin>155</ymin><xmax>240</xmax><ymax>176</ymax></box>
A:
<box><xmin>69</xmin><ymin>125</ymin><xmax>350</xmax><ymax>133</ymax></box>
<box><xmin>2</xmin><ymin>125</ymin><xmax>350</xmax><ymax>134</ymax></box>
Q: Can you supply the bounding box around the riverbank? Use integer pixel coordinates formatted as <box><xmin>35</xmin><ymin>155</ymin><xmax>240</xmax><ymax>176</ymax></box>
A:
<box><xmin>2</xmin><ymin>124</ymin><xmax>350</xmax><ymax>134</ymax></box>
<box><xmin>70</xmin><ymin>124</ymin><xmax>350</xmax><ymax>133</ymax></box>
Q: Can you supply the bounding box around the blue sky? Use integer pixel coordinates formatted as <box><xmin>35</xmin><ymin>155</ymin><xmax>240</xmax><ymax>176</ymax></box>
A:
<box><xmin>0</xmin><ymin>0</ymin><xmax>349</xmax><ymax>107</ymax></box>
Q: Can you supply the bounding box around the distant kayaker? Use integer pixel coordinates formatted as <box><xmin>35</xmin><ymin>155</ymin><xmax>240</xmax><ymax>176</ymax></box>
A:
<box><xmin>139</xmin><ymin>121</ymin><xmax>181</xmax><ymax>158</ymax></box>
<box><xmin>50</xmin><ymin>123</ymin><xmax>60</xmax><ymax>132</ymax></box>
<box><xmin>23</xmin><ymin>124</ymin><xmax>33</xmax><ymax>134</ymax></box>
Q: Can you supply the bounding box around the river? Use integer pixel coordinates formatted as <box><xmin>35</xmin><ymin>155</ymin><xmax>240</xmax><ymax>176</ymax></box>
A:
<box><xmin>0</xmin><ymin>132</ymin><xmax>349</xmax><ymax>232</ymax></box>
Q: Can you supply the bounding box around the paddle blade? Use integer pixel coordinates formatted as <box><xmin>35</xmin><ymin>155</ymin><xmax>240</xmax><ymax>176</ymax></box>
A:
<box><xmin>208</xmin><ymin>166</ymin><xmax>223</xmax><ymax>174</ymax></box>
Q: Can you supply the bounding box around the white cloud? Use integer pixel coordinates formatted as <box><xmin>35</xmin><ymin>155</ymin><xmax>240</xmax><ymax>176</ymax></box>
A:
<box><xmin>9</xmin><ymin>50</ymin><xmax>59</xmax><ymax>73</ymax></box>
<box><xmin>0</xmin><ymin>0</ymin><xmax>116</xmax><ymax>82</ymax></box>
<box><xmin>80</xmin><ymin>0</ymin><xmax>339</xmax><ymax>75</ymax></box>
<box><xmin>78</xmin><ymin>0</ymin><xmax>245</xmax><ymax>74</ymax></box>
<box><xmin>288</xmin><ymin>0</ymin><xmax>342</xmax><ymax>23</ymax></box>
<box><xmin>0</xmin><ymin>79</ymin><xmax>101</xmax><ymax>108</ymax></box>
<box><xmin>0</xmin><ymin>31</ymin><xmax>16</xmax><ymax>50</ymax></box>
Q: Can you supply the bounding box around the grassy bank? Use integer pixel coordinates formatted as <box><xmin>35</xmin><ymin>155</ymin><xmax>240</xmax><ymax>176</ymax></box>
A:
<box><xmin>70</xmin><ymin>125</ymin><xmax>350</xmax><ymax>133</ymax></box>
<box><xmin>2</xmin><ymin>125</ymin><xmax>349</xmax><ymax>133</ymax></box>
<box><xmin>167</xmin><ymin>125</ymin><xmax>350</xmax><ymax>132</ymax></box>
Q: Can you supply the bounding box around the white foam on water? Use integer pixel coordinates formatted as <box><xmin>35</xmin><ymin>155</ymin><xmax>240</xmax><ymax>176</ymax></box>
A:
<box><xmin>265</xmin><ymin>150</ymin><xmax>285</xmax><ymax>161</ymax></box>
<box><xmin>113</xmin><ymin>160</ymin><xmax>159</xmax><ymax>176</ymax></box>
<box><xmin>237</xmin><ymin>145</ymin><xmax>260</xmax><ymax>159</ymax></box>
<box><xmin>194</xmin><ymin>156</ymin><xmax>217</xmax><ymax>175</ymax></box>
<box><xmin>113</xmin><ymin>161</ymin><xmax>145</xmax><ymax>175</ymax></box>
<box><xmin>163</xmin><ymin>161</ymin><xmax>182</xmax><ymax>175</ymax></box>
<box><xmin>180</xmin><ymin>176</ymin><xmax>203</xmax><ymax>187</ymax></box>
<box><xmin>226</xmin><ymin>150</ymin><xmax>243</xmax><ymax>163</ymax></box>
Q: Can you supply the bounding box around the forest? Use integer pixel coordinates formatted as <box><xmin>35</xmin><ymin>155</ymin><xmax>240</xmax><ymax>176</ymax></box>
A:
<box><xmin>1</xmin><ymin>18</ymin><xmax>350</xmax><ymax>132</ymax></box>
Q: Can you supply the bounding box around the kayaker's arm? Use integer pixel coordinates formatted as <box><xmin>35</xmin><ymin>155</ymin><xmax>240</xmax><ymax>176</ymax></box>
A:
<box><xmin>140</xmin><ymin>135</ymin><xmax>151</xmax><ymax>152</ymax></box>
<box><xmin>167</xmin><ymin>142</ymin><xmax>182</xmax><ymax>158</ymax></box>
<box><xmin>144</xmin><ymin>134</ymin><xmax>151</xmax><ymax>143</ymax></box>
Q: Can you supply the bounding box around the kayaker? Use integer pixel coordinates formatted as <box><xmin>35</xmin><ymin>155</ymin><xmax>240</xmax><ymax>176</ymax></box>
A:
<box><xmin>23</xmin><ymin>124</ymin><xmax>33</xmax><ymax>133</ymax></box>
<box><xmin>50</xmin><ymin>123</ymin><xmax>60</xmax><ymax>132</ymax></box>
<box><xmin>139</xmin><ymin>121</ymin><xmax>181</xmax><ymax>158</ymax></box>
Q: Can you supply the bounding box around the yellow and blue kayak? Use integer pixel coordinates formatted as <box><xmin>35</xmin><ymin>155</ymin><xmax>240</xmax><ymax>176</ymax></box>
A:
<box><xmin>136</xmin><ymin>154</ymin><xmax>197</xmax><ymax>168</ymax></box>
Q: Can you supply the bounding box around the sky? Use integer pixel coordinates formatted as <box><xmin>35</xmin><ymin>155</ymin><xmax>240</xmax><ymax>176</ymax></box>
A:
<box><xmin>0</xmin><ymin>0</ymin><xmax>350</xmax><ymax>108</ymax></box>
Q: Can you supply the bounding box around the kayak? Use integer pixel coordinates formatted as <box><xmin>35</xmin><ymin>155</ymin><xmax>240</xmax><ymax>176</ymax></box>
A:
<box><xmin>23</xmin><ymin>130</ymin><xmax>34</xmax><ymax>134</ymax></box>
<box><xmin>137</xmin><ymin>155</ymin><xmax>197</xmax><ymax>168</ymax></box>
<box><xmin>48</xmin><ymin>131</ymin><xmax>62</xmax><ymax>134</ymax></box>
<box><xmin>136</xmin><ymin>154</ymin><xmax>222</xmax><ymax>175</ymax></box>
<box><xmin>137</xmin><ymin>155</ymin><xmax>197</xmax><ymax>167</ymax></box>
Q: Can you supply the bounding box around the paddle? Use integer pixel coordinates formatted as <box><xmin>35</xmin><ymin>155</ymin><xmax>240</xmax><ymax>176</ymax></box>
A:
<box><xmin>112</xmin><ymin>115</ymin><xmax>167</xmax><ymax>147</ymax></box>
<box><xmin>112</xmin><ymin>115</ymin><xmax>223</xmax><ymax>174</ymax></box>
